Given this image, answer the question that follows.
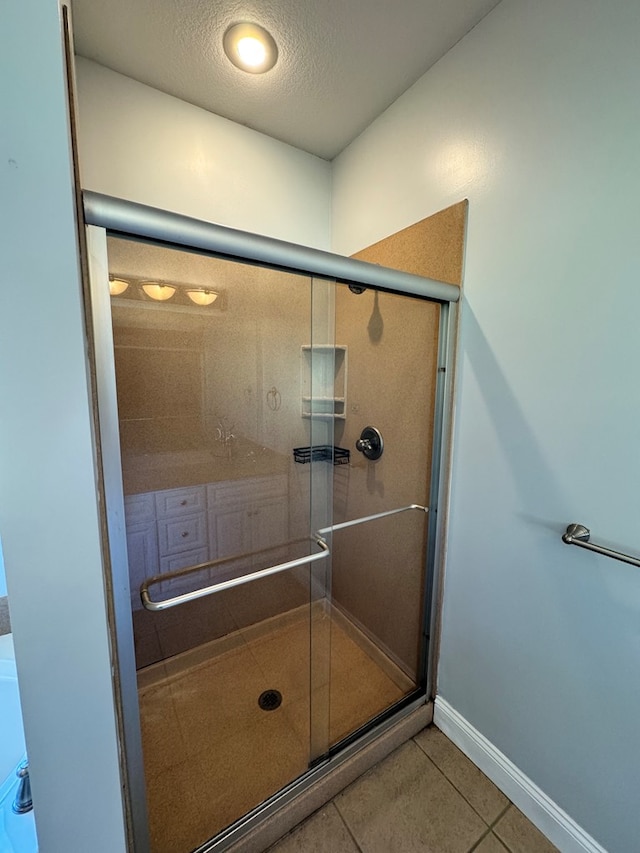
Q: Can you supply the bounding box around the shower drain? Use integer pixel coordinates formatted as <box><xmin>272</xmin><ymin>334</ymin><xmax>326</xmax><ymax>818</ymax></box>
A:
<box><xmin>258</xmin><ymin>689</ymin><xmax>282</xmax><ymax>711</ymax></box>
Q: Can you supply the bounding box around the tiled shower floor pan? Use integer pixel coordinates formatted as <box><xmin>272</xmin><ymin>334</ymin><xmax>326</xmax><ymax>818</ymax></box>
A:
<box><xmin>137</xmin><ymin>603</ymin><xmax>414</xmax><ymax>853</ymax></box>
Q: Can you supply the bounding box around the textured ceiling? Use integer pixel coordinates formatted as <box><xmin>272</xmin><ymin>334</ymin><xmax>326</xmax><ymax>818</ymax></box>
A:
<box><xmin>71</xmin><ymin>0</ymin><xmax>501</xmax><ymax>161</ymax></box>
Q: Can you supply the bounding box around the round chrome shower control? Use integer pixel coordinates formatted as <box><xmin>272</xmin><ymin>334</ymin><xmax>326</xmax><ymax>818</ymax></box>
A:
<box><xmin>355</xmin><ymin>426</ymin><xmax>384</xmax><ymax>460</ymax></box>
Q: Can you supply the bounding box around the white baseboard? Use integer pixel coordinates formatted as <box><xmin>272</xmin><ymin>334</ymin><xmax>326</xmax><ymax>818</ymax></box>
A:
<box><xmin>434</xmin><ymin>697</ymin><xmax>607</xmax><ymax>853</ymax></box>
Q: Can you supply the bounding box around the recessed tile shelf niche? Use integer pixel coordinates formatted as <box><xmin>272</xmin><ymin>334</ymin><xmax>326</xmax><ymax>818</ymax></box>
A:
<box><xmin>300</xmin><ymin>345</ymin><xmax>347</xmax><ymax>420</ymax></box>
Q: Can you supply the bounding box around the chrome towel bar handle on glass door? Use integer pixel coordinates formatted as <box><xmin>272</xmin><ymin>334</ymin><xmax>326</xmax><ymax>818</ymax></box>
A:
<box><xmin>141</xmin><ymin>535</ymin><xmax>330</xmax><ymax>611</ymax></box>
<box><xmin>140</xmin><ymin>503</ymin><xmax>429</xmax><ymax>611</ymax></box>
<box><xmin>562</xmin><ymin>523</ymin><xmax>640</xmax><ymax>569</ymax></box>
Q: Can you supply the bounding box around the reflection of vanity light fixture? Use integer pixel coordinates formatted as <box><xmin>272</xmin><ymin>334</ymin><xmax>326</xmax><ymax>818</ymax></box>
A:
<box><xmin>186</xmin><ymin>289</ymin><xmax>218</xmax><ymax>306</ymax></box>
<box><xmin>223</xmin><ymin>23</ymin><xmax>278</xmax><ymax>74</ymax></box>
<box><xmin>109</xmin><ymin>276</ymin><xmax>130</xmax><ymax>296</ymax></box>
<box><xmin>141</xmin><ymin>281</ymin><xmax>176</xmax><ymax>301</ymax></box>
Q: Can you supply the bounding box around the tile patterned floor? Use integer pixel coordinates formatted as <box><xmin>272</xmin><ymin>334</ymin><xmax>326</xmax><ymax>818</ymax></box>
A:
<box><xmin>268</xmin><ymin>727</ymin><xmax>559</xmax><ymax>853</ymax></box>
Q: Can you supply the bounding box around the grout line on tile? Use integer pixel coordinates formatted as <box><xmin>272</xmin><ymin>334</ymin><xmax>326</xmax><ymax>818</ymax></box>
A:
<box><xmin>464</xmin><ymin>804</ymin><xmax>513</xmax><ymax>853</ymax></box>
<box><xmin>465</xmin><ymin>827</ymin><xmax>493</xmax><ymax>853</ymax></box>
<box><xmin>412</xmin><ymin>739</ymin><xmax>497</xmax><ymax>829</ymax></box>
<box><xmin>332</xmin><ymin>798</ymin><xmax>365</xmax><ymax>853</ymax></box>
<box><xmin>489</xmin><ymin>802</ymin><xmax>511</xmax><ymax>829</ymax></box>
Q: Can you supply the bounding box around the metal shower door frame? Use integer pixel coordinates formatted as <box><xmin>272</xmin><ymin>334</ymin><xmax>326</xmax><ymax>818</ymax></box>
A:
<box><xmin>83</xmin><ymin>193</ymin><xmax>460</xmax><ymax>853</ymax></box>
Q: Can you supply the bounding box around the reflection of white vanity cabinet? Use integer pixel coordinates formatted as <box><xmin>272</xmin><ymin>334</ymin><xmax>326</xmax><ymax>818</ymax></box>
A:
<box><xmin>124</xmin><ymin>475</ymin><xmax>288</xmax><ymax>608</ymax></box>
<box><xmin>155</xmin><ymin>485</ymin><xmax>208</xmax><ymax>572</ymax></box>
<box><xmin>124</xmin><ymin>493</ymin><xmax>158</xmax><ymax>610</ymax></box>
<box><xmin>207</xmin><ymin>475</ymin><xmax>289</xmax><ymax>574</ymax></box>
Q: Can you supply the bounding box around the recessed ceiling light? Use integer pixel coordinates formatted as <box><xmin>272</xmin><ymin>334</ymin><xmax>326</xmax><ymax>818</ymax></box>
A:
<box><xmin>223</xmin><ymin>23</ymin><xmax>278</xmax><ymax>74</ymax></box>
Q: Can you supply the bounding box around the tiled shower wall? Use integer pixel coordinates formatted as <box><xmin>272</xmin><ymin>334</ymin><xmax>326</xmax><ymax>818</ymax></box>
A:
<box><xmin>331</xmin><ymin>203</ymin><xmax>467</xmax><ymax>677</ymax></box>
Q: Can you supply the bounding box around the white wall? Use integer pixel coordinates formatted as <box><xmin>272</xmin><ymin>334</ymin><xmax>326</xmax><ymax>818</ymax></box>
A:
<box><xmin>333</xmin><ymin>2</ymin><xmax>640</xmax><ymax>850</ymax></box>
<box><xmin>0</xmin><ymin>2</ymin><xmax>127</xmax><ymax>851</ymax></box>
<box><xmin>0</xmin><ymin>538</ymin><xmax>6</xmax><ymax>598</ymax></box>
<box><xmin>0</xmin><ymin>21</ymin><xmax>332</xmax><ymax>853</ymax></box>
<box><xmin>75</xmin><ymin>58</ymin><xmax>332</xmax><ymax>249</ymax></box>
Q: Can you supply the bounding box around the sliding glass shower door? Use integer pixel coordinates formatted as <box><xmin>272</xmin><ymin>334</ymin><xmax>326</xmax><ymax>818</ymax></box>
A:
<box><xmin>88</xmin><ymin>218</ymin><xmax>449</xmax><ymax>852</ymax></box>
<box><xmin>102</xmin><ymin>235</ymin><xmax>337</xmax><ymax>852</ymax></box>
<box><xmin>323</xmin><ymin>281</ymin><xmax>438</xmax><ymax>746</ymax></box>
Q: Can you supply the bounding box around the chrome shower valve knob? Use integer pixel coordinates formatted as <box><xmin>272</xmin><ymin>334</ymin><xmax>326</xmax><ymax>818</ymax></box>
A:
<box><xmin>355</xmin><ymin>426</ymin><xmax>384</xmax><ymax>460</ymax></box>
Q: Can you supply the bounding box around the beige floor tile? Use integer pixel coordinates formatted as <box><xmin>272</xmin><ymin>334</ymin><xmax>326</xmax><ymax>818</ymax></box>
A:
<box><xmin>494</xmin><ymin>806</ymin><xmax>559</xmax><ymax>853</ymax></box>
<box><xmin>474</xmin><ymin>832</ymin><xmax>510</xmax><ymax>852</ymax></box>
<box><xmin>414</xmin><ymin>726</ymin><xmax>509</xmax><ymax>823</ymax></box>
<box><xmin>335</xmin><ymin>740</ymin><xmax>487</xmax><ymax>853</ymax></box>
<box><xmin>268</xmin><ymin>803</ymin><xmax>360</xmax><ymax>853</ymax></box>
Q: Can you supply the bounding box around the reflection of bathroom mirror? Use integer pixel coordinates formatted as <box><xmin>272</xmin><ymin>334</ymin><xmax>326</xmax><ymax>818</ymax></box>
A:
<box><xmin>115</xmin><ymin>342</ymin><xmax>203</xmax><ymax>421</ymax></box>
<box><xmin>107</xmin><ymin>234</ymin><xmax>314</xmax><ymax>458</ymax></box>
<box><xmin>114</xmin><ymin>327</ymin><xmax>206</xmax><ymax>454</ymax></box>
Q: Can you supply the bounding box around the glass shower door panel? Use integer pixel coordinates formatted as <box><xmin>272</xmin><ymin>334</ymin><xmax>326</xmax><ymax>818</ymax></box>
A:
<box><xmin>105</xmin><ymin>236</ymin><xmax>332</xmax><ymax>853</ymax></box>
<box><xmin>306</xmin><ymin>277</ymin><xmax>337</xmax><ymax>764</ymax></box>
<box><xmin>327</xmin><ymin>282</ymin><xmax>440</xmax><ymax>746</ymax></box>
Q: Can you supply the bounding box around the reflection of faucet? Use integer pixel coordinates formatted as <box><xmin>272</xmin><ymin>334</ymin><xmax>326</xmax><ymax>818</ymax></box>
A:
<box><xmin>13</xmin><ymin>761</ymin><xmax>32</xmax><ymax>814</ymax></box>
<box><xmin>215</xmin><ymin>419</ymin><xmax>235</xmax><ymax>459</ymax></box>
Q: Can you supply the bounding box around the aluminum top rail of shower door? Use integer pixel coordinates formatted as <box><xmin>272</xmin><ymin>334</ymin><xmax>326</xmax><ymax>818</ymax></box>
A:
<box><xmin>318</xmin><ymin>503</ymin><xmax>429</xmax><ymax>537</ymax></box>
<box><xmin>140</xmin><ymin>535</ymin><xmax>330</xmax><ymax>612</ymax></box>
<box><xmin>83</xmin><ymin>192</ymin><xmax>460</xmax><ymax>304</ymax></box>
<box><xmin>562</xmin><ymin>523</ymin><xmax>640</xmax><ymax>569</ymax></box>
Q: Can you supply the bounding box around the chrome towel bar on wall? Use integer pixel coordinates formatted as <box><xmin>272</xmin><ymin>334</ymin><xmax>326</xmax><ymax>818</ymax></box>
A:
<box><xmin>562</xmin><ymin>523</ymin><xmax>640</xmax><ymax>569</ymax></box>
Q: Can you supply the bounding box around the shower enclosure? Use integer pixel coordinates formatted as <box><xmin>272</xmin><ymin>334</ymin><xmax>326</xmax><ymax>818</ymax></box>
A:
<box><xmin>84</xmin><ymin>193</ymin><xmax>459</xmax><ymax>852</ymax></box>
